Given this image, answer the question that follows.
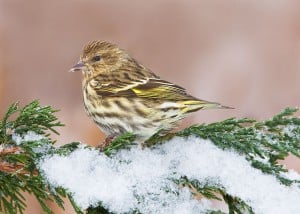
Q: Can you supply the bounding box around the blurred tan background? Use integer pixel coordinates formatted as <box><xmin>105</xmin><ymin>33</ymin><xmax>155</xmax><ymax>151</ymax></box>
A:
<box><xmin>0</xmin><ymin>0</ymin><xmax>300</xmax><ymax>213</ymax></box>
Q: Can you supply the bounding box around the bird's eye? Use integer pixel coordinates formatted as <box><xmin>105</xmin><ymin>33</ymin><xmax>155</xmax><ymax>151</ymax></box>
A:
<box><xmin>93</xmin><ymin>55</ymin><xmax>101</xmax><ymax>62</ymax></box>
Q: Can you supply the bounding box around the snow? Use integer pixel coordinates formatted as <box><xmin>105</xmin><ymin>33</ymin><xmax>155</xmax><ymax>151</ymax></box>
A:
<box><xmin>12</xmin><ymin>131</ymin><xmax>45</xmax><ymax>145</ymax></box>
<box><xmin>283</xmin><ymin>124</ymin><xmax>300</xmax><ymax>139</ymax></box>
<box><xmin>39</xmin><ymin>137</ymin><xmax>300</xmax><ymax>214</ymax></box>
<box><xmin>282</xmin><ymin>169</ymin><xmax>300</xmax><ymax>181</ymax></box>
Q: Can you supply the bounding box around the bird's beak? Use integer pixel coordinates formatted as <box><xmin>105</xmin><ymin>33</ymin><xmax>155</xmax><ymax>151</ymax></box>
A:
<box><xmin>69</xmin><ymin>61</ymin><xmax>88</xmax><ymax>73</ymax></box>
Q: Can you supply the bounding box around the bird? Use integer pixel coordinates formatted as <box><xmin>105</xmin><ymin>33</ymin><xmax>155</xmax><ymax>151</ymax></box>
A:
<box><xmin>70</xmin><ymin>40</ymin><xmax>231</xmax><ymax>145</ymax></box>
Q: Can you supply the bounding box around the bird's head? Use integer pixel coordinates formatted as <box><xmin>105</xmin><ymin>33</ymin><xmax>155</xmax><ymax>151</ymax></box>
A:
<box><xmin>69</xmin><ymin>40</ymin><xmax>128</xmax><ymax>77</ymax></box>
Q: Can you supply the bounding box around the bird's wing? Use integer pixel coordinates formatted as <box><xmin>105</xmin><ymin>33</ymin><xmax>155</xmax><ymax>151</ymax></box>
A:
<box><xmin>92</xmin><ymin>74</ymin><xmax>194</xmax><ymax>101</ymax></box>
<box><xmin>130</xmin><ymin>78</ymin><xmax>229</xmax><ymax>109</ymax></box>
<box><xmin>131</xmin><ymin>78</ymin><xmax>194</xmax><ymax>100</ymax></box>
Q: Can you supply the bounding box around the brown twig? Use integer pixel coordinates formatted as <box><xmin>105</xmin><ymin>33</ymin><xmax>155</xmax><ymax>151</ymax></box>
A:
<box><xmin>97</xmin><ymin>135</ymin><xmax>116</xmax><ymax>151</ymax></box>
<box><xmin>0</xmin><ymin>161</ymin><xmax>38</xmax><ymax>176</ymax></box>
<box><xmin>0</xmin><ymin>146</ymin><xmax>21</xmax><ymax>156</ymax></box>
<box><xmin>0</xmin><ymin>146</ymin><xmax>38</xmax><ymax>176</ymax></box>
<box><xmin>178</xmin><ymin>182</ymin><xmax>203</xmax><ymax>200</ymax></box>
<box><xmin>0</xmin><ymin>161</ymin><xmax>24</xmax><ymax>173</ymax></box>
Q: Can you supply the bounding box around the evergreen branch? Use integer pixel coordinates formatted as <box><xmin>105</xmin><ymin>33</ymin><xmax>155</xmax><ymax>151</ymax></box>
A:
<box><xmin>1</xmin><ymin>101</ymin><xmax>300</xmax><ymax>214</ymax></box>
<box><xmin>68</xmin><ymin>194</ymin><xmax>84</xmax><ymax>214</ymax></box>
<box><xmin>86</xmin><ymin>204</ymin><xmax>112</xmax><ymax>214</ymax></box>
<box><xmin>207</xmin><ymin>211</ymin><xmax>227</xmax><ymax>214</ymax></box>
<box><xmin>175</xmin><ymin>176</ymin><xmax>254</xmax><ymax>214</ymax></box>
<box><xmin>174</xmin><ymin>176</ymin><xmax>222</xmax><ymax>201</ymax></box>
<box><xmin>103</xmin><ymin>133</ymin><xmax>136</xmax><ymax>156</ymax></box>
<box><xmin>84</xmin><ymin>107</ymin><xmax>300</xmax><ymax>213</ymax></box>
<box><xmin>0</xmin><ymin>101</ymin><xmax>66</xmax><ymax>214</ymax></box>
<box><xmin>175</xmin><ymin>107</ymin><xmax>300</xmax><ymax>185</ymax></box>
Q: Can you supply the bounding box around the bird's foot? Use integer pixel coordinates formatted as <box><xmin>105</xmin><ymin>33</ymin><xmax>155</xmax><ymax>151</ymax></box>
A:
<box><xmin>98</xmin><ymin>135</ymin><xmax>116</xmax><ymax>151</ymax></box>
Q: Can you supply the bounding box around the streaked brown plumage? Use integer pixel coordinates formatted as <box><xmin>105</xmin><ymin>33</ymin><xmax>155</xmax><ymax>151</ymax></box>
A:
<box><xmin>70</xmin><ymin>40</ymin><xmax>230</xmax><ymax>142</ymax></box>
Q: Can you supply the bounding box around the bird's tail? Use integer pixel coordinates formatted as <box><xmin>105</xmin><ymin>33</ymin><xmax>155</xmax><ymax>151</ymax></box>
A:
<box><xmin>181</xmin><ymin>100</ymin><xmax>233</xmax><ymax>114</ymax></box>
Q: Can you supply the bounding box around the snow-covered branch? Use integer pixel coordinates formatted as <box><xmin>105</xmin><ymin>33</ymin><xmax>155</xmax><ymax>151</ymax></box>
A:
<box><xmin>39</xmin><ymin>137</ymin><xmax>300</xmax><ymax>213</ymax></box>
<box><xmin>0</xmin><ymin>101</ymin><xmax>300</xmax><ymax>214</ymax></box>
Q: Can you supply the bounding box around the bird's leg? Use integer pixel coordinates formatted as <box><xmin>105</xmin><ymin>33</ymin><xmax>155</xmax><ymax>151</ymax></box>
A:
<box><xmin>98</xmin><ymin>135</ymin><xmax>116</xmax><ymax>151</ymax></box>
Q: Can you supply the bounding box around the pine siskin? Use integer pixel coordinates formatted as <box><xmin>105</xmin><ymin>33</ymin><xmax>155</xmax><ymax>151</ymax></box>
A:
<box><xmin>70</xmin><ymin>40</ymin><xmax>231</xmax><ymax>143</ymax></box>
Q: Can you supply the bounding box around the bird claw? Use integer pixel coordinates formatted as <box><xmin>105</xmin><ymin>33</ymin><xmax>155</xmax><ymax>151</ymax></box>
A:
<box><xmin>97</xmin><ymin>135</ymin><xmax>116</xmax><ymax>151</ymax></box>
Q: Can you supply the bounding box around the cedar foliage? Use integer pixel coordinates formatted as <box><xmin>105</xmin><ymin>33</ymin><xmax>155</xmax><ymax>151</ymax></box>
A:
<box><xmin>0</xmin><ymin>101</ymin><xmax>299</xmax><ymax>213</ymax></box>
